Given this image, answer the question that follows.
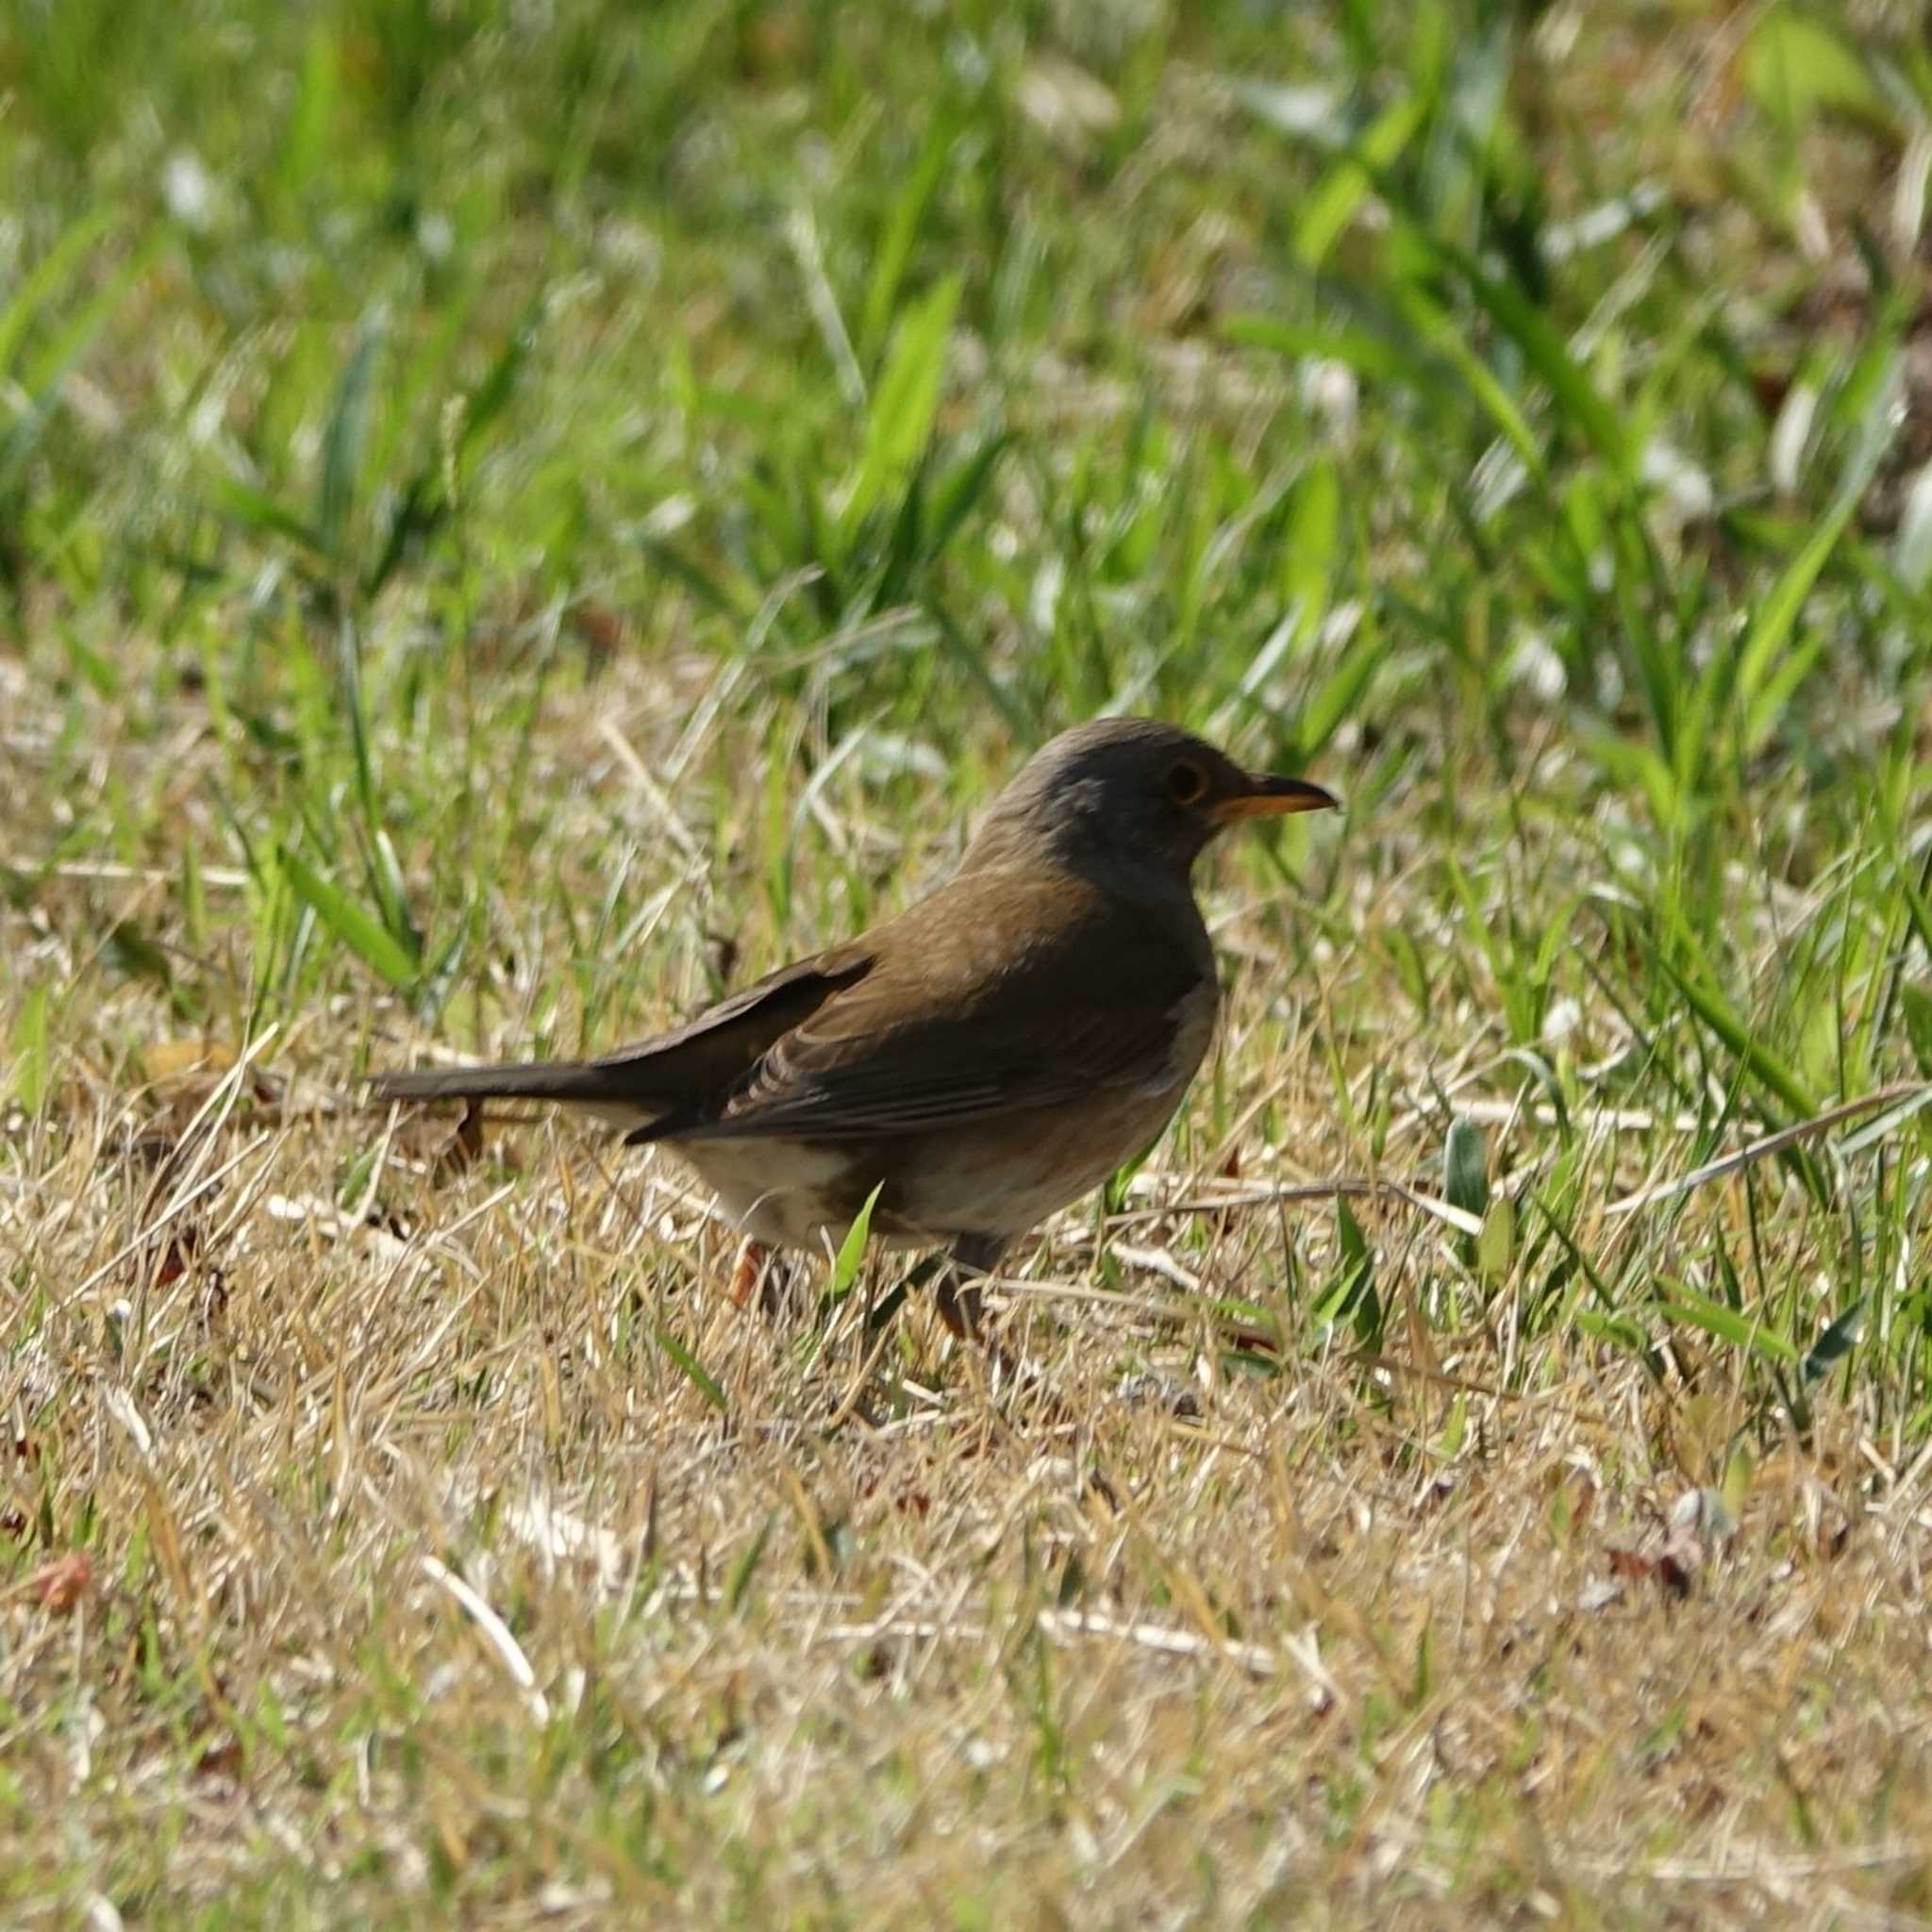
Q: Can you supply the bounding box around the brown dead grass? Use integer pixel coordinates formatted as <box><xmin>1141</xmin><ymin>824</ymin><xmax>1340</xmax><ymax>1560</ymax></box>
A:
<box><xmin>6</xmin><ymin>652</ymin><xmax>1932</xmax><ymax>1930</ymax></box>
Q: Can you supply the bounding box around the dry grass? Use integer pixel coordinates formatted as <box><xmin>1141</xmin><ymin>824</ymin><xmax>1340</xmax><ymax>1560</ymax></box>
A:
<box><xmin>8</xmin><ymin>651</ymin><xmax>1932</xmax><ymax>1929</ymax></box>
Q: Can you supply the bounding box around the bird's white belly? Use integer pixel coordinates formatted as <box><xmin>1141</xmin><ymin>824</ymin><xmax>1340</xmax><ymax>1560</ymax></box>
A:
<box><xmin>666</xmin><ymin>1137</ymin><xmax>895</xmax><ymax>1253</ymax></box>
<box><xmin>895</xmin><ymin>1072</ymin><xmax>1192</xmax><ymax>1240</ymax></box>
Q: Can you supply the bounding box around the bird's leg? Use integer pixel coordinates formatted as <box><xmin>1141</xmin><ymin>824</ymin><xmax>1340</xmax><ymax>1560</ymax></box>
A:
<box><xmin>935</xmin><ymin>1233</ymin><xmax>1008</xmax><ymax>1341</ymax></box>
<box><xmin>727</xmin><ymin>1238</ymin><xmax>769</xmax><ymax>1307</ymax></box>
<box><xmin>726</xmin><ymin>1236</ymin><xmax>776</xmax><ymax>1313</ymax></box>
<box><xmin>937</xmin><ymin>1235</ymin><xmax>1069</xmax><ymax>1418</ymax></box>
<box><xmin>727</xmin><ymin>1238</ymin><xmax>793</xmax><ymax>1318</ymax></box>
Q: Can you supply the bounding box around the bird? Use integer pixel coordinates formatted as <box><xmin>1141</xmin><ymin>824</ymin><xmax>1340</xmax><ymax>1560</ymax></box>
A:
<box><xmin>368</xmin><ymin>717</ymin><xmax>1337</xmax><ymax>1338</ymax></box>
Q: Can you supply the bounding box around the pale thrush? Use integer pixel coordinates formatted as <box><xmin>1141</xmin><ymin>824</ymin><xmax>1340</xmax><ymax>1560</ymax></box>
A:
<box><xmin>369</xmin><ymin>717</ymin><xmax>1337</xmax><ymax>1334</ymax></box>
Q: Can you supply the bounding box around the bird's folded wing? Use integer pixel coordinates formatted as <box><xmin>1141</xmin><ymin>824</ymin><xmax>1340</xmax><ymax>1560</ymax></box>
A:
<box><xmin>630</xmin><ymin>874</ymin><xmax>1210</xmax><ymax>1144</ymax></box>
<box><xmin>583</xmin><ymin>945</ymin><xmax>874</xmax><ymax>1098</ymax></box>
<box><xmin>371</xmin><ymin>947</ymin><xmax>873</xmax><ymax>1110</ymax></box>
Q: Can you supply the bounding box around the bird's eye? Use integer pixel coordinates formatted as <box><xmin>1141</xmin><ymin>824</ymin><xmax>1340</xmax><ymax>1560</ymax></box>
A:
<box><xmin>1165</xmin><ymin>759</ymin><xmax>1209</xmax><ymax>806</ymax></box>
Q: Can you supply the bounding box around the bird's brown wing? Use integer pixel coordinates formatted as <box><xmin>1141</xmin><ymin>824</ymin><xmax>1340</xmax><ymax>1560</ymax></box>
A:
<box><xmin>369</xmin><ymin>947</ymin><xmax>874</xmax><ymax>1117</ymax></box>
<box><xmin>629</xmin><ymin>869</ymin><xmax>1212</xmax><ymax>1144</ymax></box>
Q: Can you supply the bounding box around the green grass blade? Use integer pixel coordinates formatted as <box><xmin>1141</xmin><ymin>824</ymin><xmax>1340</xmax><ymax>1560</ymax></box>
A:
<box><xmin>1394</xmin><ymin>284</ymin><xmax>1546</xmax><ymax>484</ymax></box>
<box><xmin>1661</xmin><ymin>958</ymin><xmax>1819</xmax><ymax>1121</ymax></box>
<box><xmin>1801</xmin><ymin>1298</ymin><xmax>1865</xmax><ymax>1386</ymax></box>
<box><xmin>9</xmin><ymin>984</ymin><xmax>50</xmax><ymax>1113</ymax></box>
<box><xmin>1443</xmin><ymin>1116</ymin><xmax>1489</xmax><ymax>1220</ymax></box>
<box><xmin>1421</xmin><ymin>233</ymin><xmax>1632</xmax><ymax>479</ymax></box>
<box><xmin>1293</xmin><ymin>620</ymin><xmax>1387</xmax><ymax>759</ymax></box>
<box><xmin>213</xmin><ymin>477</ymin><xmax>327</xmax><ymax>558</ymax></box>
<box><xmin>276</xmin><ymin>844</ymin><xmax>420</xmax><ymax>993</ymax></box>
<box><xmin>655</xmin><ymin>1324</ymin><xmax>728</xmax><ymax>1415</ymax></box>
<box><xmin>860</xmin><ymin>114</ymin><xmax>955</xmax><ymax>363</ymax></box>
<box><xmin>0</xmin><ymin>207</ymin><xmax>115</xmax><ymax>376</ymax></box>
<box><xmin>825</xmin><ymin>1182</ymin><xmax>884</xmax><ymax>1304</ymax></box>
<box><xmin>1735</xmin><ymin>377</ymin><xmax>1898</xmax><ymax>744</ymax></box>
<box><xmin>1661</xmin><ymin>1283</ymin><xmax>1801</xmax><ymax>1366</ymax></box>
<box><xmin>724</xmin><ymin>1512</ymin><xmax>774</xmax><ymax>1613</ymax></box>
<box><xmin>1296</xmin><ymin>91</ymin><xmax>1427</xmax><ymax>269</ymax></box>
<box><xmin>1223</xmin><ymin>314</ymin><xmax>1413</xmax><ymax>388</ymax></box>
<box><xmin>316</xmin><ymin>314</ymin><xmax>384</xmax><ymax>565</ymax></box>
<box><xmin>842</xmin><ymin>273</ymin><xmax>960</xmax><ymax>541</ymax></box>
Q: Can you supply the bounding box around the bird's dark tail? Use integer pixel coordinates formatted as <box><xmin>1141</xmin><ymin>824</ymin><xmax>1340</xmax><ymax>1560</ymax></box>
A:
<box><xmin>368</xmin><ymin>1058</ymin><xmax>658</xmax><ymax>1118</ymax></box>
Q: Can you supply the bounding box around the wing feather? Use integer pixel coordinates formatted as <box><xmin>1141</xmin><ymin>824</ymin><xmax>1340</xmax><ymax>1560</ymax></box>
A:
<box><xmin>374</xmin><ymin>948</ymin><xmax>872</xmax><ymax>1113</ymax></box>
<box><xmin>630</xmin><ymin>871</ymin><xmax>1212</xmax><ymax>1144</ymax></box>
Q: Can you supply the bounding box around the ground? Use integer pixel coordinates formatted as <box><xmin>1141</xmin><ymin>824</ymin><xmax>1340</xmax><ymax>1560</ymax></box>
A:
<box><xmin>5</xmin><ymin>1</ymin><xmax>1932</xmax><ymax>1925</ymax></box>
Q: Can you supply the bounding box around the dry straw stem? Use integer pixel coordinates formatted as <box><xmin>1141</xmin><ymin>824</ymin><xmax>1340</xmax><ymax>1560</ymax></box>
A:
<box><xmin>1606</xmin><ymin>1079</ymin><xmax>1932</xmax><ymax>1219</ymax></box>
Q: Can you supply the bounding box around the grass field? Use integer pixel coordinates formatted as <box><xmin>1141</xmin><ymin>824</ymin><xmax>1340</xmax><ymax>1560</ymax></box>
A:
<box><xmin>8</xmin><ymin>0</ymin><xmax>1932</xmax><ymax>1923</ymax></box>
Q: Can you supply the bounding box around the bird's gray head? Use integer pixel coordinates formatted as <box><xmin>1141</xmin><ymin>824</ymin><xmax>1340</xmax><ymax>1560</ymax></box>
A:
<box><xmin>958</xmin><ymin>717</ymin><xmax>1337</xmax><ymax>889</ymax></box>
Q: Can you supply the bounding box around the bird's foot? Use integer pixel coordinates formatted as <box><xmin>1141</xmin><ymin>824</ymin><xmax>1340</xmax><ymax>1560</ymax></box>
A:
<box><xmin>932</xmin><ymin>1271</ymin><xmax>984</xmax><ymax>1342</ymax></box>
<box><xmin>825</xmin><ymin>1241</ymin><xmax>1076</xmax><ymax>1429</ymax></box>
<box><xmin>939</xmin><ymin>1233</ymin><xmax>1008</xmax><ymax>1342</ymax></box>
<box><xmin>934</xmin><ymin>1247</ymin><xmax>1066</xmax><ymax>1415</ymax></box>
<box><xmin>727</xmin><ymin>1239</ymin><xmax>796</xmax><ymax>1320</ymax></box>
<box><xmin>727</xmin><ymin>1238</ymin><xmax>768</xmax><ymax>1307</ymax></box>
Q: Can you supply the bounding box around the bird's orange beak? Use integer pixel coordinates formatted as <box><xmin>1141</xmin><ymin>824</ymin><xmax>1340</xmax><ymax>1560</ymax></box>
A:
<box><xmin>1209</xmin><ymin>774</ymin><xmax>1341</xmax><ymax>823</ymax></box>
